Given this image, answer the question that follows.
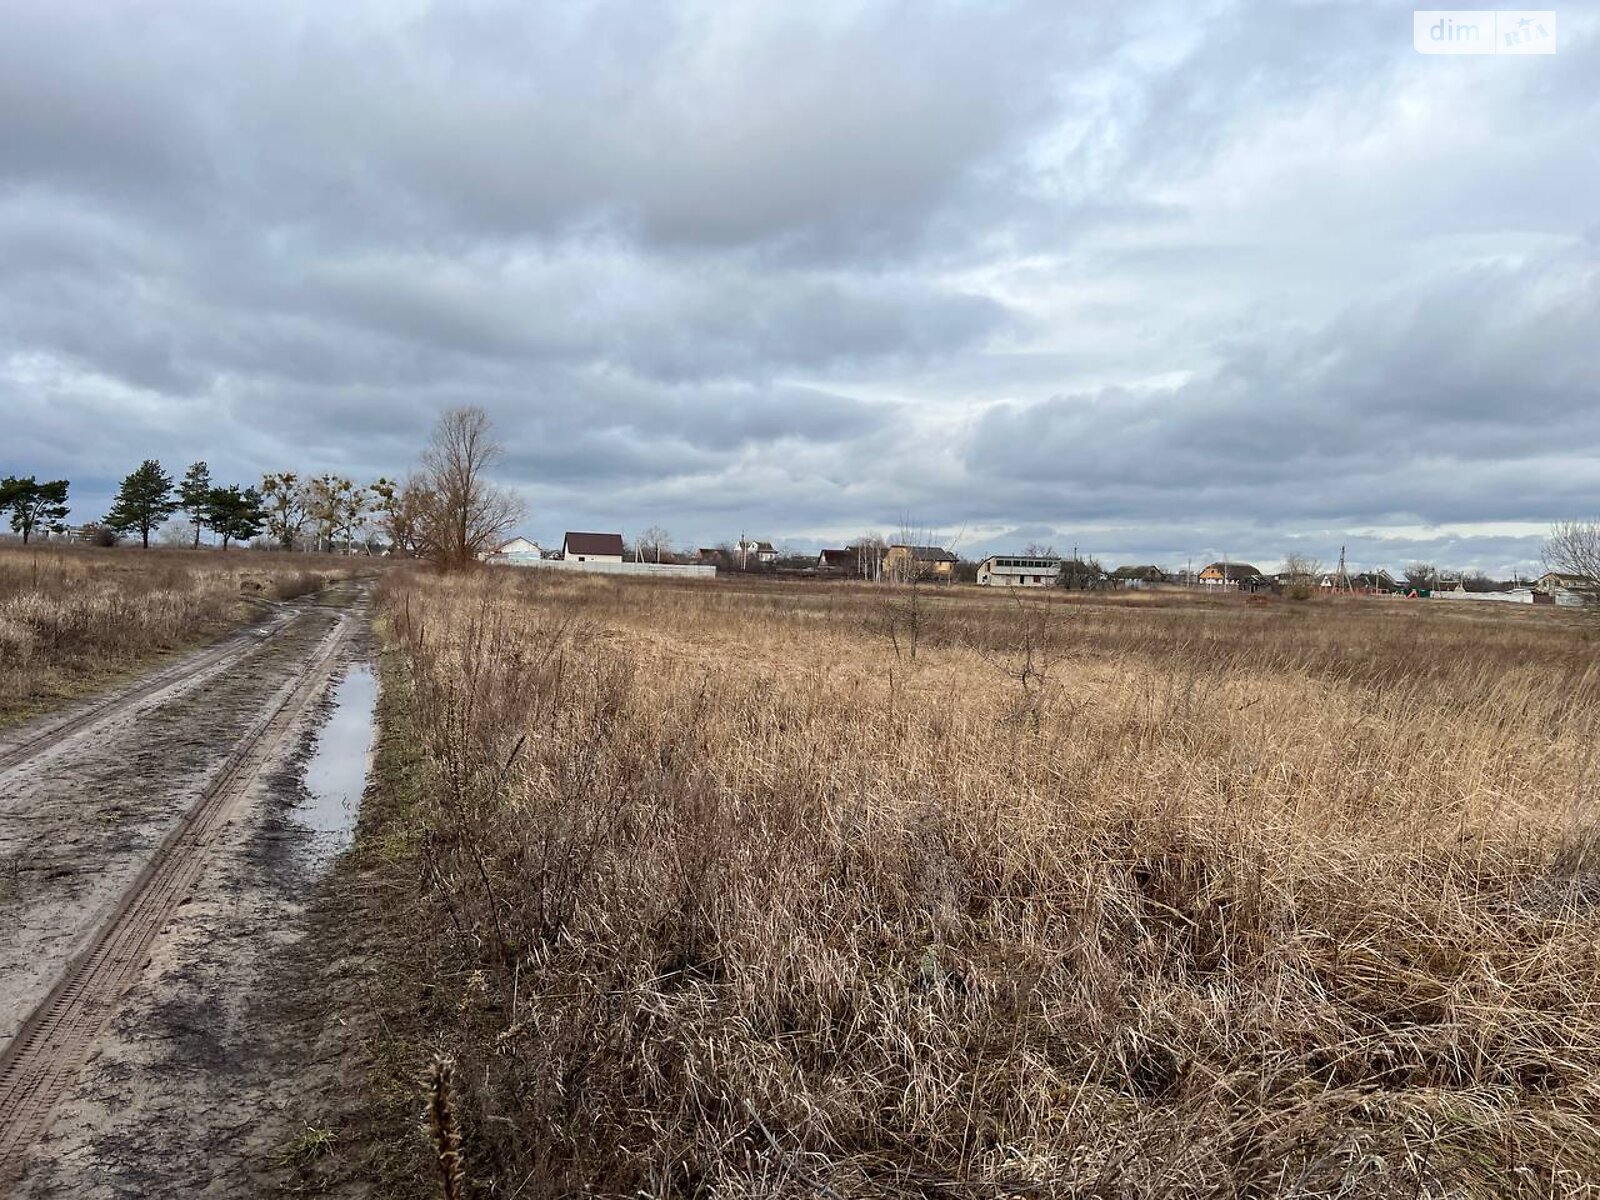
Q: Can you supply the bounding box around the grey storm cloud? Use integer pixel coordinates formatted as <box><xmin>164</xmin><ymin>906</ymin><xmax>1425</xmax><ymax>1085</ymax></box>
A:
<box><xmin>966</xmin><ymin>242</ymin><xmax>1600</xmax><ymax>525</ymax></box>
<box><xmin>1</xmin><ymin>0</ymin><xmax>1598</xmax><ymax>573</ymax></box>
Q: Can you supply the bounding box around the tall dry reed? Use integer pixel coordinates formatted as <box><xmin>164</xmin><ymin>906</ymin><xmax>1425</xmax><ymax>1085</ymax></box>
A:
<box><xmin>0</xmin><ymin>542</ymin><xmax>359</xmax><ymax>720</ymax></box>
<box><xmin>381</xmin><ymin>568</ymin><xmax>1600</xmax><ymax>1198</ymax></box>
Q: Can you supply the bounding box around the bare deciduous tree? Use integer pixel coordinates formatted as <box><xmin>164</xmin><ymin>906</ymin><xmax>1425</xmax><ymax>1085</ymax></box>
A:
<box><xmin>1543</xmin><ymin>520</ymin><xmax>1600</xmax><ymax>605</ymax></box>
<box><xmin>260</xmin><ymin>472</ymin><xmax>308</xmax><ymax>551</ymax></box>
<box><xmin>1281</xmin><ymin>552</ymin><xmax>1323</xmax><ymax>600</ymax></box>
<box><xmin>635</xmin><ymin>525</ymin><xmax>672</xmax><ymax>563</ymax></box>
<box><xmin>1281</xmin><ymin>552</ymin><xmax>1322</xmax><ymax>582</ymax></box>
<box><xmin>1057</xmin><ymin>555</ymin><xmax>1106</xmax><ymax>591</ymax></box>
<box><xmin>1404</xmin><ymin>562</ymin><xmax>1440</xmax><ymax>588</ymax></box>
<box><xmin>373</xmin><ymin>474</ymin><xmax>432</xmax><ymax>557</ymax></box>
<box><xmin>304</xmin><ymin>474</ymin><xmax>367</xmax><ymax>554</ymax></box>
<box><xmin>418</xmin><ymin>406</ymin><xmax>524</xmax><ymax>569</ymax></box>
<box><xmin>852</xmin><ymin>532</ymin><xmax>887</xmax><ymax>581</ymax></box>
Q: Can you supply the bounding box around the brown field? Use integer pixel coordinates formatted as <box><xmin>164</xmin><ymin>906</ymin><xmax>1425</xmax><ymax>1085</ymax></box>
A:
<box><xmin>321</xmin><ymin>569</ymin><xmax>1587</xmax><ymax>1196</ymax></box>
<box><xmin>336</xmin><ymin>569</ymin><xmax>1600</xmax><ymax>1198</ymax></box>
<box><xmin>0</xmin><ymin>542</ymin><xmax>366</xmax><ymax>723</ymax></box>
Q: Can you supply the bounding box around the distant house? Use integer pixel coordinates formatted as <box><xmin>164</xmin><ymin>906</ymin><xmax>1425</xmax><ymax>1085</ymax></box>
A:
<box><xmin>1354</xmin><ymin>570</ymin><xmax>1397</xmax><ymax>592</ymax></box>
<box><xmin>817</xmin><ymin>549</ymin><xmax>854</xmax><ymax>573</ymax></box>
<box><xmin>885</xmin><ymin>544</ymin><xmax>958</xmax><ymax>583</ymax></box>
<box><xmin>483</xmin><ymin>535</ymin><xmax>545</xmax><ymax>561</ymax></box>
<box><xmin>1203</xmin><ymin>563</ymin><xmax>1260</xmax><ymax>585</ymax></box>
<box><xmin>1536</xmin><ymin>571</ymin><xmax>1596</xmax><ymax>598</ymax></box>
<box><xmin>696</xmin><ymin>547</ymin><xmax>727</xmax><ymax>566</ymax></box>
<box><xmin>1199</xmin><ymin>562</ymin><xmax>1267</xmax><ymax>591</ymax></box>
<box><xmin>1057</xmin><ymin>558</ymin><xmax>1107</xmax><ymax>590</ymax></box>
<box><xmin>561</xmin><ymin>531</ymin><xmax>625</xmax><ymax>563</ymax></box>
<box><xmin>1108</xmin><ymin>565</ymin><xmax>1167</xmax><ymax>589</ymax></box>
<box><xmin>977</xmin><ymin>553</ymin><xmax>1060</xmax><ymax>587</ymax></box>
<box><xmin>1318</xmin><ymin>569</ymin><xmax>1397</xmax><ymax>593</ymax></box>
<box><xmin>735</xmin><ymin>538</ymin><xmax>778</xmax><ymax>565</ymax></box>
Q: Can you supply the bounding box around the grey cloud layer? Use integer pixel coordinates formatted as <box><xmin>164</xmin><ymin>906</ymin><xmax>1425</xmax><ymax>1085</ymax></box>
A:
<box><xmin>1</xmin><ymin>0</ymin><xmax>1597</xmax><ymax>572</ymax></box>
<box><xmin>969</xmin><ymin>243</ymin><xmax>1600</xmax><ymax>523</ymax></box>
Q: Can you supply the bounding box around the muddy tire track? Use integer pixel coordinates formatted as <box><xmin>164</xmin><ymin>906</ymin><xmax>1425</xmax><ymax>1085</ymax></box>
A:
<box><xmin>0</xmin><ymin>584</ymin><xmax>369</xmax><ymax>1190</ymax></box>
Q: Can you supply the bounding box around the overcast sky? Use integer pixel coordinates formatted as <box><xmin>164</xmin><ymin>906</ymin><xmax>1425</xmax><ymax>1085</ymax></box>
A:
<box><xmin>2</xmin><ymin>0</ymin><xmax>1596</xmax><ymax>573</ymax></box>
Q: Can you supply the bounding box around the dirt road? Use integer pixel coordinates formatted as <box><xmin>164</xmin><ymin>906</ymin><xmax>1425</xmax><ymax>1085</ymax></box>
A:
<box><xmin>0</xmin><ymin>580</ymin><xmax>374</xmax><ymax>1196</ymax></box>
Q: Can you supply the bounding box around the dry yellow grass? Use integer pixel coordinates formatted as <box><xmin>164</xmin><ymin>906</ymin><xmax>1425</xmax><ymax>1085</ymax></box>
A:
<box><xmin>0</xmin><ymin>542</ymin><xmax>363</xmax><ymax>722</ymax></box>
<box><xmin>376</xmin><ymin>568</ymin><xmax>1600</xmax><ymax>1197</ymax></box>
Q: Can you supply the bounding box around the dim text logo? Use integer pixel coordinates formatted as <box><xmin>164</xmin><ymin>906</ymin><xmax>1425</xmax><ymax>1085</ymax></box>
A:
<box><xmin>1414</xmin><ymin>10</ymin><xmax>1557</xmax><ymax>53</ymax></box>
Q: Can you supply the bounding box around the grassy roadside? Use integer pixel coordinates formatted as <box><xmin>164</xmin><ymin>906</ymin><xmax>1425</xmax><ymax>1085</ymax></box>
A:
<box><xmin>271</xmin><ymin>607</ymin><xmax>448</xmax><ymax>1198</ymax></box>
<box><xmin>0</xmin><ymin>544</ymin><xmax>366</xmax><ymax>727</ymax></box>
<box><xmin>0</xmin><ymin>600</ymin><xmax>276</xmax><ymax>730</ymax></box>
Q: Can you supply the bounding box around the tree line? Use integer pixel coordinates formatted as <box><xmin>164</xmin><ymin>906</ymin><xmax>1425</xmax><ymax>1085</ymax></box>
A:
<box><xmin>1</xmin><ymin>407</ymin><xmax>522</xmax><ymax>566</ymax></box>
<box><xmin>7</xmin><ymin>407</ymin><xmax>1596</xmax><ymax>586</ymax></box>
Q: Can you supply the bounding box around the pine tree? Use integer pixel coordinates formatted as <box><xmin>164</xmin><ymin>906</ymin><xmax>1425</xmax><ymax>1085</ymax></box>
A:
<box><xmin>178</xmin><ymin>461</ymin><xmax>213</xmax><ymax>548</ymax></box>
<box><xmin>105</xmin><ymin>460</ymin><xmax>178</xmax><ymax>548</ymax></box>
<box><xmin>205</xmin><ymin>485</ymin><xmax>266</xmax><ymax>550</ymax></box>
<box><xmin>1</xmin><ymin>476</ymin><xmax>71</xmax><ymax>544</ymax></box>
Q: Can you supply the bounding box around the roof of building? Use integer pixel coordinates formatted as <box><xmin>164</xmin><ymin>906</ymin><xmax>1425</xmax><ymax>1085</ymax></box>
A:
<box><xmin>1110</xmin><ymin>564</ymin><xmax>1164</xmax><ymax>579</ymax></box>
<box><xmin>893</xmin><ymin>544</ymin><xmax>958</xmax><ymax>562</ymax></box>
<box><xmin>493</xmin><ymin>536</ymin><xmax>541</xmax><ymax>553</ymax></box>
<box><xmin>1201</xmin><ymin>561</ymin><xmax>1262</xmax><ymax>580</ymax></box>
<box><xmin>563</xmin><ymin>531</ymin><xmax>626</xmax><ymax>557</ymax></box>
<box><xmin>818</xmin><ymin>548</ymin><xmax>853</xmax><ymax>564</ymax></box>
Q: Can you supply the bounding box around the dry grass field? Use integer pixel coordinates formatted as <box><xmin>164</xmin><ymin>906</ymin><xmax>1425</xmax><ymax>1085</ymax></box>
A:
<box><xmin>0</xmin><ymin>542</ymin><xmax>361</xmax><ymax>723</ymax></box>
<box><xmin>361</xmin><ymin>571</ymin><xmax>1600</xmax><ymax>1197</ymax></box>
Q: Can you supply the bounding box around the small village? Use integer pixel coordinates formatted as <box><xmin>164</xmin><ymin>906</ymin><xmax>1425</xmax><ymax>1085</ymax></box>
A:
<box><xmin>485</xmin><ymin>531</ymin><xmax>1598</xmax><ymax>607</ymax></box>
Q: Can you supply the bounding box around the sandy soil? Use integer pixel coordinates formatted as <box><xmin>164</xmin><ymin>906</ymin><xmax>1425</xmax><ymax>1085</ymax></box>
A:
<box><xmin>0</xmin><ymin>581</ymin><xmax>376</xmax><ymax>1196</ymax></box>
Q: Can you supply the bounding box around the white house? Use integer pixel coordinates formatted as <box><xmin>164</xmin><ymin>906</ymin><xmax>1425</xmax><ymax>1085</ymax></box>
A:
<box><xmin>562</xmin><ymin>531</ymin><xmax>626</xmax><ymax>563</ymax></box>
<box><xmin>482</xmin><ymin>536</ymin><xmax>546</xmax><ymax>561</ymax></box>
<box><xmin>736</xmin><ymin>538</ymin><xmax>778</xmax><ymax>565</ymax></box>
<box><xmin>977</xmin><ymin>554</ymin><xmax>1060</xmax><ymax>587</ymax></box>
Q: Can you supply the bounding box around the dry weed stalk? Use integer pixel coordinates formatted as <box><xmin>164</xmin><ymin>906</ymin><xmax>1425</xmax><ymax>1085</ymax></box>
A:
<box><xmin>426</xmin><ymin>1053</ymin><xmax>467</xmax><ymax>1200</ymax></box>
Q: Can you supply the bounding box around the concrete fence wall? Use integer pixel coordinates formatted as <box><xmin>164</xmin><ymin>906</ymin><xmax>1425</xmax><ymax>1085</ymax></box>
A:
<box><xmin>1432</xmin><ymin>588</ymin><xmax>1535</xmax><ymax>604</ymax></box>
<box><xmin>491</xmin><ymin>555</ymin><xmax>717</xmax><ymax>579</ymax></box>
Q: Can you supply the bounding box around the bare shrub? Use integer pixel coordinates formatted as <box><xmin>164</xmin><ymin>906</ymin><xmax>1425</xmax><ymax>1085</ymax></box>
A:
<box><xmin>270</xmin><ymin>571</ymin><xmax>328</xmax><ymax>600</ymax></box>
<box><xmin>1281</xmin><ymin>551</ymin><xmax>1322</xmax><ymax>601</ymax></box>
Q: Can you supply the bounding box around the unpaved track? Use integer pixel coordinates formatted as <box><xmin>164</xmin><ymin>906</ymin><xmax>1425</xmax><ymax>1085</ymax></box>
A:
<box><xmin>0</xmin><ymin>582</ymin><xmax>369</xmax><ymax>1192</ymax></box>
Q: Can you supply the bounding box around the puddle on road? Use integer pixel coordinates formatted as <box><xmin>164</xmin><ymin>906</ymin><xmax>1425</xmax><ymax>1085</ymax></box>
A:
<box><xmin>295</xmin><ymin>662</ymin><xmax>377</xmax><ymax>865</ymax></box>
